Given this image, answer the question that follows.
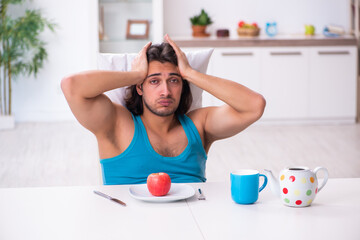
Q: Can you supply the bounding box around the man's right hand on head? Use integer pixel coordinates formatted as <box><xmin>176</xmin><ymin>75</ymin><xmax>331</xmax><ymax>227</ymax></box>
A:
<box><xmin>131</xmin><ymin>41</ymin><xmax>152</xmax><ymax>83</ymax></box>
<box><xmin>164</xmin><ymin>34</ymin><xmax>193</xmax><ymax>80</ymax></box>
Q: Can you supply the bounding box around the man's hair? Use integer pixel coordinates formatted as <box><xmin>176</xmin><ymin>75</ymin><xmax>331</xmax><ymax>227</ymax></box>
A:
<box><xmin>124</xmin><ymin>42</ymin><xmax>192</xmax><ymax>115</ymax></box>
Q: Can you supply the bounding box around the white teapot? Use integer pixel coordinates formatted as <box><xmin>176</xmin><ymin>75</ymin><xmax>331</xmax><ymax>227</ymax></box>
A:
<box><xmin>264</xmin><ymin>167</ymin><xmax>328</xmax><ymax>207</ymax></box>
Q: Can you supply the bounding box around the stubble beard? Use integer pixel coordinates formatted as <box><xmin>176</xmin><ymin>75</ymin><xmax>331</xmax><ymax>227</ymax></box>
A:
<box><xmin>143</xmin><ymin>98</ymin><xmax>178</xmax><ymax>117</ymax></box>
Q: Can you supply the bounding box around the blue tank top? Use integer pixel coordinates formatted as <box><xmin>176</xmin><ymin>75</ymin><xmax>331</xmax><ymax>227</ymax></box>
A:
<box><xmin>100</xmin><ymin>114</ymin><xmax>207</xmax><ymax>185</ymax></box>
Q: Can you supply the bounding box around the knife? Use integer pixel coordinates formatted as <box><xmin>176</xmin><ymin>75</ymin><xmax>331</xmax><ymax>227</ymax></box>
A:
<box><xmin>93</xmin><ymin>190</ymin><xmax>127</xmax><ymax>207</ymax></box>
<box><xmin>197</xmin><ymin>188</ymin><xmax>206</xmax><ymax>200</ymax></box>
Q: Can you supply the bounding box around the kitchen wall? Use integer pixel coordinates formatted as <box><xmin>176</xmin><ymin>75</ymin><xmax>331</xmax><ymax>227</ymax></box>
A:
<box><xmin>164</xmin><ymin>0</ymin><xmax>350</xmax><ymax>37</ymax></box>
<box><xmin>9</xmin><ymin>0</ymin><xmax>98</xmax><ymax>122</ymax></box>
<box><xmin>9</xmin><ymin>0</ymin><xmax>351</xmax><ymax>122</ymax></box>
<box><xmin>101</xmin><ymin>2</ymin><xmax>152</xmax><ymax>39</ymax></box>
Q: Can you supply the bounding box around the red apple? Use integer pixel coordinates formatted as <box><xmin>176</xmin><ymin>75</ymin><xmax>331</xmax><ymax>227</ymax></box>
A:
<box><xmin>147</xmin><ymin>172</ymin><xmax>171</xmax><ymax>196</ymax></box>
<box><xmin>238</xmin><ymin>21</ymin><xmax>245</xmax><ymax>28</ymax></box>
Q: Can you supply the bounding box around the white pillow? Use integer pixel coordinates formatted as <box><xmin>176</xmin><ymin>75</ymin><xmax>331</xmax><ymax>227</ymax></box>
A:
<box><xmin>97</xmin><ymin>48</ymin><xmax>214</xmax><ymax>112</ymax></box>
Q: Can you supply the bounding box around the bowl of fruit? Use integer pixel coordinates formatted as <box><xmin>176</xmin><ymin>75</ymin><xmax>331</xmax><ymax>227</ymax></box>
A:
<box><xmin>237</xmin><ymin>21</ymin><xmax>260</xmax><ymax>37</ymax></box>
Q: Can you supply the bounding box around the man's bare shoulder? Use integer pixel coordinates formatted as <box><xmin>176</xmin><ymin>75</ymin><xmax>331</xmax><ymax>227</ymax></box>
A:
<box><xmin>93</xmin><ymin>103</ymin><xmax>133</xmax><ymax>135</ymax></box>
<box><xmin>96</xmin><ymin>103</ymin><xmax>135</xmax><ymax>159</ymax></box>
<box><xmin>111</xmin><ymin>104</ymin><xmax>135</xmax><ymax>136</ymax></box>
<box><xmin>186</xmin><ymin>106</ymin><xmax>216</xmax><ymax>124</ymax></box>
<box><xmin>186</xmin><ymin>107</ymin><xmax>219</xmax><ymax>152</ymax></box>
<box><xmin>186</xmin><ymin>107</ymin><xmax>215</xmax><ymax>135</ymax></box>
<box><xmin>114</xmin><ymin>103</ymin><xmax>133</xmax><ymax>120</ymax></box>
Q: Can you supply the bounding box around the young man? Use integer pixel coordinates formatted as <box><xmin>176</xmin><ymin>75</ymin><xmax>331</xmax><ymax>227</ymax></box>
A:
<box><xmin>61</xmin><ymin>35</ymin><xmax>266</xmax><ymax>184</ymax></box>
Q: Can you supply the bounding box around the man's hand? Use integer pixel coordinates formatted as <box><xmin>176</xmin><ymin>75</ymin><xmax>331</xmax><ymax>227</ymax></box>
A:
<box><xmin>131</xmin><ymin>41</ymin><xmax>152</xmax><ymax>82</ymax></box>
<box><xmin>165</xmin><ymin>34</ymin><xmax>194</xmax><ymax>80</ymax></box>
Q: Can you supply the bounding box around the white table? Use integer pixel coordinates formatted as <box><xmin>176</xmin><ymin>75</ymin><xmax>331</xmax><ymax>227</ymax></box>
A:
<box><xmin>1</xmin><ymin>178</ymin><xmax>359</xmax><ymax>240</ymax></box>
<box><xmin>187</xmin><ymin>178</ymin><xmax>360</xmax><ymax>240</ymax></box>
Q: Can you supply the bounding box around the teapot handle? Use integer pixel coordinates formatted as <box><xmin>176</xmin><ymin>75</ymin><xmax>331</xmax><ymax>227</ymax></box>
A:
<box><xmin>313</xmin><ymin>167</ymin><xmax>329</xmax><ymax>192</ymax></box>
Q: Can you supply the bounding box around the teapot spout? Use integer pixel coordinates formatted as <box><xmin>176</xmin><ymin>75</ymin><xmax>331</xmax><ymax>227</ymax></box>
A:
<box><xmin>264</xmin><ymin>169</ymin><xmax>280</xmax><ymax>197</ymax></box>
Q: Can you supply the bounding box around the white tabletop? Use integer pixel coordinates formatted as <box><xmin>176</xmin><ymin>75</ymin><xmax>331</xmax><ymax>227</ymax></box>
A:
<box><xmin>0</xmin><ymin>185</ymin><xmax>203</xmax><ymax>240</ymax></box>
<box><xmin>188</xmin><ymin>178</ymin><xmax>360</xmax><ymax>240</ymax></box>
<box><xmin>1</xmin><ymin>178</ymin><xmax>359</xmax><ymax>240</ymax></box>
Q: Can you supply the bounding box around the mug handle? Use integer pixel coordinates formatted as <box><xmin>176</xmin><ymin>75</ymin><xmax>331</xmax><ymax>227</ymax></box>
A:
<box><xmin>313</xmin><ymin>167</ymin><xmax>329</xmax><ymax>192</ymax></box>
<box><xmin>259</xmin><ymin>174</ymin><xmax>268</xmax><ymax>192</ymax></box>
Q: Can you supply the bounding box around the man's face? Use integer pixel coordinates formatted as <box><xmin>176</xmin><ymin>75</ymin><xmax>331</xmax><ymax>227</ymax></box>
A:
<box><xmin>138</xmin><ymin>61</ymin><xmax>183</xmax><ymax>117</ymax></box>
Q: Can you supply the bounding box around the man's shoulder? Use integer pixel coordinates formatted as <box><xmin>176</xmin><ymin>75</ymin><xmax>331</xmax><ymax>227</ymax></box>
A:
<box><xmin>115</xmin><ymin>104</ymin><xmax>135</xmax><ymax>125</ymax></box>
<box><xmin>186</xmin><ymin>106</ymin><xmax>216</xmax><ymax>121</ymax></box>
<box><xmin>96</xmin><ymin>103</ymin><xmax>134</xmax><ymax>137</ymax></box>
<box><xmin>185</xmin><ymin>107</ymin><xmax>214</xmax><ymax>130</ymax></box>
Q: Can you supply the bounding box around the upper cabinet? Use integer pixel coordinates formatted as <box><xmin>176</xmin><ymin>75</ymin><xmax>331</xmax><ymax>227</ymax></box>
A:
<box><xmin>98</xmin><ymin>0</ymin><xmax>163</xmax><ymax>53</ymax></box>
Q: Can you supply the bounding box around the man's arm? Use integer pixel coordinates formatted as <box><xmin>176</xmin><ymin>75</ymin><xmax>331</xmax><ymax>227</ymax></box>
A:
<box><xmin>61</xmin><ymin>42</ymin><xmax>151</xmax><ymax>135</ymax></box>
<box><xmin>184</xmin><ymin>70</ymin><xmax>265</xmax><ymax>141</ymax></box>
<box><xmin>165</xmin><ymin>35</ymin><xmax>265</xmax><ymax>144</ymax></box>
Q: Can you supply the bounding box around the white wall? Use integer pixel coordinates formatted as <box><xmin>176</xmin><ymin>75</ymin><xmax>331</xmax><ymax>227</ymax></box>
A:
<box><xmin>99</xmin><ymin>1</ymin><xmax>153</xmax><ymax>53</ymax></box>
<box><xmin>10</xmin><ymin>0</ymin><xmax>98</xmax><ymax>122</ymax></box>
<box><xmin>8</xmin><ymin>0</ymin><xmax>351</xmax><ymax>122</ymax></box>
<box><xmin>102</xmin><ymin>2</ymin><xmax>152</xmax><ymax>41</ymax></box>
<box><xmin>164</xmin><ymin>0</ymin><xmax>350</xmax><ymax>37</ymax></box>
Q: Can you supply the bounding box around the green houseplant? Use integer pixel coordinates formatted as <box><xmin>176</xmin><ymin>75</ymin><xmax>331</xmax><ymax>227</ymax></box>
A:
<box><xmin>190</xmin><ymin>9</ymin><xmax>213</xmax><ymax>37</ymax></box>
<box><xmin>0</xmin><ymin>0</ymin><xmax>56</xmax><ymax>129</ymax></box>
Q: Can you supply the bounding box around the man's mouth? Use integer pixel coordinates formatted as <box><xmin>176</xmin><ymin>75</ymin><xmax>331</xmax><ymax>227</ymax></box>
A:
<box><xmin>158</xmin><ymin>99</ymin><xmax>174</xmax><ymax>107</ymax></box>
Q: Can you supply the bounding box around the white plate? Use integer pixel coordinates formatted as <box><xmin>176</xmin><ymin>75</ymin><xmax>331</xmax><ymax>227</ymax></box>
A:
<box><xmin>129</xmin><ymin>183</ymin><xmax>195</xmax><ymax>202</ymax></box>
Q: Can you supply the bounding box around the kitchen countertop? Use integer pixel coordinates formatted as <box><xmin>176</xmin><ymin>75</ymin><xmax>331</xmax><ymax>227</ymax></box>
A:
<box><xmin>173</xmin><ymin>34</ymin><xmax>358</xmax><ymax>47</ymax></box>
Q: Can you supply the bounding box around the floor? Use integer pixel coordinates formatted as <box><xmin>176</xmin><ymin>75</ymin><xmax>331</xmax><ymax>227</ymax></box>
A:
<box><xmin>1</xmin><ymin>121</ymin><xmax>359</xmax><ymax>188</ymax></box>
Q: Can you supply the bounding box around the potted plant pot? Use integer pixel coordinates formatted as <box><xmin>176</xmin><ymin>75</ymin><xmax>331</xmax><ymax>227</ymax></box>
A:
<box><xmin>0</xmin><ymin>115</ymin><xmax>15</xmax><ymax>130</ymax></box>
<box><xmin>190</xmin><ymin>9</ymin><xmax>212</xmax><ymax>38</ymax></box>
<box><xmin>192</xmin><ymin>25</ymin><xmax>210</xmax><ymax>37</ymax></box>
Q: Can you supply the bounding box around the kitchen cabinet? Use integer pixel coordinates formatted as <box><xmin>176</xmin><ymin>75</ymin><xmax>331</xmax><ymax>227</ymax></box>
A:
<box><xmin>181</xmin><ymin>45</ymin><xmax>357</xmax><ymax>123</ymax></box>
<box><xmin>261</xmin><ymin>47</ymin><xmax>309</xmax><ymax>119</ymax></box>
<box><xmin>181</xmin><ymin>47</ymin><xmax>262</xmax><ymax>107</ymax></box>
<box><xmin>208</xmin><ymin>48</ymin><xmax>262</xmax><ymax>107</ymax></box>
<box><xmin>308</xmin><ymin>47</ymin><xmax>357</xmax><ymax>119</ymax></box>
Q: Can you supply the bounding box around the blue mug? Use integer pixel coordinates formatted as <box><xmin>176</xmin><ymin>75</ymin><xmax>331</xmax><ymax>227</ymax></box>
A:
<box><xmin>230</xmin><ymin>170</ymin><xmax>268</xmax><ymax>204</ymax></box>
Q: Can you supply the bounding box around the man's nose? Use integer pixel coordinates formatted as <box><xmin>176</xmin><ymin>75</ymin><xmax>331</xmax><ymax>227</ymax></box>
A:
<box><xmin>160</xmin><ymin>82</ymin><xmax>171</xmax><ymax>96</ymax></box>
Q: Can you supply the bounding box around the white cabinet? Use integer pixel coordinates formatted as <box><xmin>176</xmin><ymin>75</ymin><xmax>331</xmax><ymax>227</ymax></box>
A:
<box><xmin>261</xmin><ymin>47</ymin><xmax>309</xmax><ymax>119</ymax></box>
<box><xmin>182</xmin><ymin>45</ymin><xmax>357</xmax><ymax>123</ymax></box>
<box><xmin>182</xmin><ymin>47</ymin><xmax>262</xmax><ymax>107</ymax></box>
<box><xmin>208</xmin><ymin>48</ymin><xmax>262</xmax><ymax>107</ymax></box>
<box><xmin>308</xmin><ymin>47</ymin><xmax>357</xmax><ymax>119</ymax></box>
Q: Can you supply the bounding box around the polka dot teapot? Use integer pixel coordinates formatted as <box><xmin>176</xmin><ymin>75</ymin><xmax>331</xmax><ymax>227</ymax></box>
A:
<box><xmin>264</xmin><ymin>167</ymin><xmax>328</xmax><ymax>207</ymax></box>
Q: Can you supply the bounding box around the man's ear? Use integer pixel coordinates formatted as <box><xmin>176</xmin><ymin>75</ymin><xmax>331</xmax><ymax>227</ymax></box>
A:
<box><xmin>136</xmin><ymin>84</ymin><xmax>143</xmax><ymax>96</ymax></box>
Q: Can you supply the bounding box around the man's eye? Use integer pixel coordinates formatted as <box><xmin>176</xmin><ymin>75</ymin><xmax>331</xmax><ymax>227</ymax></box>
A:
<box><xmin>170</xmin><ymin>78</ymin><xmax>179</xmax><ymax>83</ymax></box>
<box><xmin>150</xmin><ymin>79</ymin><xmax>159</xmax><ymax>84</ymax></box>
